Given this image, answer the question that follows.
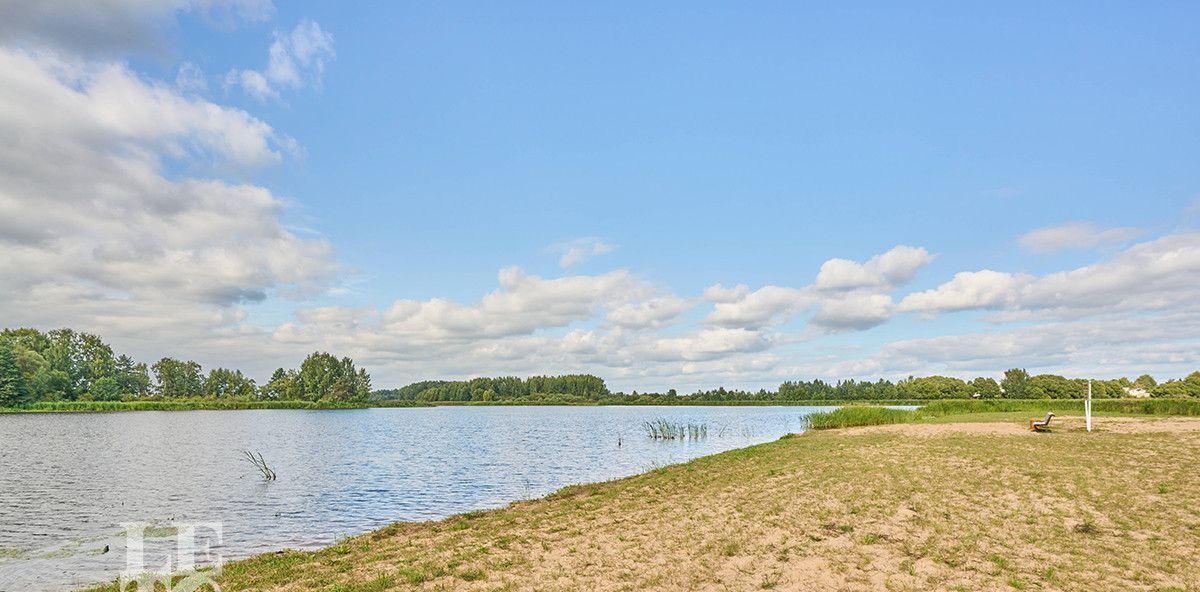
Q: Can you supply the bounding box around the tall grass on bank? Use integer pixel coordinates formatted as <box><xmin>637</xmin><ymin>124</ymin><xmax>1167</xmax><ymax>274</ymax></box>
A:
<box><xmin>804</xmin><ymin>407</ymin><xmax>918</xmax><ymax>430</ymax></box>
<box><xmin>804</xmin><ymin>398</ymin><xmax>1200</xmax><ymax>430</ymax></box>
<box><xmin>643</xmin><ymin>418</ymin><xmax>709</xmax><ymax>440</ymax></box>
<box><xmin>0</xmin><ymin>399</ymin><xmax>430</xmax><ymax>414</ymax></box>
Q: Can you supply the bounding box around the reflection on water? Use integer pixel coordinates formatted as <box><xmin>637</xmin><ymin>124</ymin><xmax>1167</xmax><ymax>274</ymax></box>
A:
<box><xmin>0</xmin><ymin>405</ymin><xmax>836</xmax><ymax>591</ymax></box>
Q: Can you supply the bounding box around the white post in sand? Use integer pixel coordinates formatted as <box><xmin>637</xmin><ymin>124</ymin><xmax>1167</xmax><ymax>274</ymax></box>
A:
<box><xmin>1086</xmin><ymin>379</ymin><xmax>1093</xmax><ymax>432</ymax></box>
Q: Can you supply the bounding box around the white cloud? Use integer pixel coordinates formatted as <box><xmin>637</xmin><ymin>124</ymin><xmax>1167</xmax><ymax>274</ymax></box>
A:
<box><xmin>228</xmin><ymin>19</ymin><xmax>334</xmax><ymax>102</ymax></box>
<box><xmin>814</xmin><ymin>245</ymin><xmax>933</xmax><ymax>291</ymax></box>
<box><xmin>1018</xmin><ymin>221</ymin><xmax>1141</xmax><ymax>253</ymax></box>
<box><xmin>876</xmin><ymin>309</ymin><xmax>1200</xmax><ymax>379</ymax></box>
<box><xmin>372</xmin><ymin>267</ymin><xmax>651</xmax><ymax>343</ymax></box>
<box><xmin>900</xmin><ymin>233</ymin><xmax>1200</xmax><ymax>318</ymax></box>
<box><xmin>899</xmin><ymin>270</ymin><xmax>1031</xmax><ymax>314</ymax></box>
<box><xmin>0</xmin><ymin>0</ymin><xmax>273</xmax><ymax>55</ymax></box>
<box><xmin>0</xmin><ymin>47</ymin><xmax>337</xmax><ymax>368</ymax></box>
<box><xmin>702</xmin><ymin>283</ymin><xmax>750</xmax><ymax>303</ymax></box>
<box><xmin>175</xmin><ymin>61</ymin><xmax>207</xmax><ymax>93</ymax></box>
<box><xmin>811</xmin><ymin>293</ymin><xmax>894</xmax><ymax>332</ymax></box>
<box><xmin>550</xmin><ymin>237</ymin><xmax>617</xmax><ymax>268</ymax></box>
<box><xmin>703</xmin><ymin>285</ymin><xmax>808</xmax><ymax>329</ymax></box>
<box><xmin>642</xmin><ymin>329</ymin><xmax>772</xmax><ymax>362</ymax></box>
<box><xmin>1018</xmin><ymin>232</ymin><xmax>1200</xmax><ymax>313</ymax></box>
<box><xmin>606</xmin><ymin>296</ymin><xmax>692</xmax><ymax>330</ymax></box>
<box><xmin>228</xmin><ymin>69</ymin><xmax>276</xmax><ymax>101</ymax></box>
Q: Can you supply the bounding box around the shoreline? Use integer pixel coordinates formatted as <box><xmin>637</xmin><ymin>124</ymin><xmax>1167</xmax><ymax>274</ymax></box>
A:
<box><xmin>4</xmin><ymin>397</ymin><xmax>1189</xmax><ymax>415</ymax></box>
<box><xmin>79</xmin><ymin>414</ymin><xmax>1200</xmax><ymax>591</ymax></box>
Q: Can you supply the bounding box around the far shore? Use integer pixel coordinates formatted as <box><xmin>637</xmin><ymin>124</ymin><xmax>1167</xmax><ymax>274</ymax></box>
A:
<box><xmin>3</xmin><ymin>396</ymin><xmax>1192</xmax><ymax>415</ymax></box>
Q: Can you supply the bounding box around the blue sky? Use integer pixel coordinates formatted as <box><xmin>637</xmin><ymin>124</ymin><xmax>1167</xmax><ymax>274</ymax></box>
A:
<box><xmin>2</xmin><ymin>1</ymin><xmax>1199</xmax><ymax>390</ymax></box>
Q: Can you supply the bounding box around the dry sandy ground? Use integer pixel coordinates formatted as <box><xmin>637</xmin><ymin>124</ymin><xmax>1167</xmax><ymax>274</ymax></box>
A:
<box><xmin>844</xmin><ymin>415</ymin><xmax>1200</xmax><ymax>437</ymax></box>
<box><xmin>88</xmin><ymin>416</ymin><xmax>1200</xmax><ymax>592</ymax></box>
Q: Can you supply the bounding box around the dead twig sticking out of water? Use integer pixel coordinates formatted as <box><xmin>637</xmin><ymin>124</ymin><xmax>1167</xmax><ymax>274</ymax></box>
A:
<box><xmin>242</xmin><ymin>450</ymin><xmax>277</xmax><ymax>481</ymax></box>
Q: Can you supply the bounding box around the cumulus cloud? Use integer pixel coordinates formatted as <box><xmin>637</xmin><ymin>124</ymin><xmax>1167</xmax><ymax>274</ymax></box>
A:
<box><xmin>550</xmin><ymin>237</ymin><xmax>617</xmax><ymax>268</ymax></box>
<box><xmin>899</xmin><ymin>270</ymin><xmax>1031</xmax><ymax>314</ymax></box>
<box><xmin>811</xmin><ymin>293</ymin><xmax>894</xmax><ymax>332</ymax></box>
<box><xmin>702</xmin><ymin>283</ymin><xmax>750</xmax><ymax>303</ymax></box>
<box><xmin>1019</xmin><ymin>221</ymin><xmax>1142</xmax><ymax>253</ymax></box>
<box><xmin>876</xmin><ymin>309</ymin><xmax>1200</xmax><ymax>378</ymax></box>
<box><xmin>814</xmin><ymin>245</ymin><xmax>933</xmax><ymax>291</ymax></box>
<box><xmin>703</xmin><ymin>286</ymin><xmax>808</xmax><ymax>329</ymax></box>
<box><xmin>900</xmin><ymin>233</ymin><xmax>1200</xmax><ymax>318</ymax></box>
<box><xmin>376</xmin><ymin>268</ymin><xmax>650</xmax><ymax>342</ymax></box>
<box><xmin>0</xmin><ymin>0</ymin><xmax>273</xmax><ymax>55</ymax></box>
<box><xmin>227</xmin><ymin>19</ymin><xmax>334</xmax><ymax>101</ymax></box>
<box><xmin>606</xmin><ymin>296</ymin><xmax>692</xmax><ymax>330</ymax></box>
<box><xmin>642</xmin><ymin>329</ymin><xmax>772</xmax><ymax>362</ymax></box>
<box><xmin>0</xmin><ymin>47</ymin><xmax>337</xmax><ymax>365</ymax></box>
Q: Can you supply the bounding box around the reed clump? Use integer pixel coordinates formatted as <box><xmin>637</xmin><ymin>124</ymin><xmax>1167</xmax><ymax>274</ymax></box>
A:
<box><xmin>804</xmin><ymin>406</ymin><xmax>917</xmax><ymax>430</ymax></box>
<box><xmin>643</xmin><ymin>418</ymin><xmax>709</xmax><ymax>440</ymax></box>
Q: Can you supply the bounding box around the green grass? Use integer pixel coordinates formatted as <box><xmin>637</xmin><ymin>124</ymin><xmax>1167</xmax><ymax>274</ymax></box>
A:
<box><xmin>805</xmin><ymin>398</ymin><xmax>1200</xmax><ymax>430</ymax></box>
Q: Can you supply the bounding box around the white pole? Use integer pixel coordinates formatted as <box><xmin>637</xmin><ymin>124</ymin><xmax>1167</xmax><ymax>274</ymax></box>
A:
<box><xmin>1086</xmin><ymin>380</ymin><xmax>1092</xmax><ymax>432</ymax></box>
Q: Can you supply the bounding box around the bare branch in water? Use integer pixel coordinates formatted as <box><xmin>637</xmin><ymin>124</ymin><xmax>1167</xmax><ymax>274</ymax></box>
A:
<box><xmin>242</xmin><ymin>450</ymin><xmax>277</xmax><ymax>481</ymax></box>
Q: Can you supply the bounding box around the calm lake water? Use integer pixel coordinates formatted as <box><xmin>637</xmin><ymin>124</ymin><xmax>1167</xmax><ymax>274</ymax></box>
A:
<box><xmin>0</xmin><ymin>405</ymin><xmax>838</xmax><ymax>591</ymax></box>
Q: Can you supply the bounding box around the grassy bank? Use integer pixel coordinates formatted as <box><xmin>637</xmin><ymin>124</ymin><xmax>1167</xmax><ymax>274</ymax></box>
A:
<box><xmin>82</xmin><ymin>414</ymin><xmax>1200</xmax><ymax>591</ymax></box>
<box><xmin>806</xmin><ymin>398</ymin><xmax>1200</xmax><ymax>430</ymax></box>
<box><xmin>0</xmin><ymin>399</ymin><xmax>430</xmax><ymax>414</ymax></box>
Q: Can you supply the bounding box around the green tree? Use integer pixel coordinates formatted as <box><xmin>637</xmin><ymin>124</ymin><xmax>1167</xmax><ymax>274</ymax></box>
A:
<box><xmin>203</xmin><ymin>368</ymin><xmax>257</xmax><ymax>399</ymax></box>
<box><xmin>298</xmin><ymin>352</ymin><xmax>370</xmax><ymax>402</ymax></box>
<box><xmin>970</xmin><ymin>377</ymin><xmax>1001</xmax><ymax>399</ymax></box>
<box><xmin>1025</xmin><ymin>374</ymin><xmax>1080</xmax><ymax>399</ymax></box>
<box><xmin>114</xmin><ymin>355</ymin><xmax>151</xmax><ymax>397</ymax></box>
<box><xmin>1133</xmin><ymin>374</ymin><xmax>1157</xmax><ymax>390</ymax></box>
<box><xmin>152</xmin><ymin>358</ymin><xmax>204</xmax><ymax>398</ymax></box>
<box><xmin>0</xmin><ymin>344</ymin><xmax>31</xmax><ymax>407</ymax></box>
<box><xmin>896</xmin><ymin>376</ymin><xmax>972</xmax><ymax>399</ymax></box>
<box><xmin>1001</xmin><ymin>368</ymin><xmax>1030</xmax><ymax>398</ymax></box>
<box><xmin>30</xmin><ymin>368</ymin><xmax>72</xmax><ymax>401</ymax></box>
<box><xmin>89</xmin><ymin>376</ymin><xmax>123</xmax><ymax>401</ymax></box>
<box><xmin>259</xmin><ymin>368</ymin><xmax>292</xmax><ymax>400</ymax></box>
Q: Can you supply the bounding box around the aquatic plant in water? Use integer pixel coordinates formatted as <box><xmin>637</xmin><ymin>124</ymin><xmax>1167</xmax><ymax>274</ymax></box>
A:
<box><xmin>643</xmin><ymin>418</ymin><xmax>708</xmax><ymax>440</ymax></box>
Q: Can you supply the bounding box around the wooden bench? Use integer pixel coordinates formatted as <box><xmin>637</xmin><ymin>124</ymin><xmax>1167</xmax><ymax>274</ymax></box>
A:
<box><xmin>1029</xmin><ymin>412</ymin><xmax>1055</xmax><ymax>432</ymax></box>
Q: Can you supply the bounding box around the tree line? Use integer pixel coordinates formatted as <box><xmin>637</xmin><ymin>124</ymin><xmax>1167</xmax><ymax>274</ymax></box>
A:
<box><xmin>5</xmin><ymin>326</ymin><xmax>1199</xmax><ymax>408</ymax></box>
<box><xmin>372</xmin><ymin>374</ymin><xmax>609</xmax><ymax>402</ymax></box>
<box><xmin>0</xmin><ymin>327</ymin><xmax>371</xmax><ymax>406</ymax></box>
<box><xmin>375</xmin><ymin>368</ymin><xmax>1200</xmax><ymax>403</ymax></box>
<box><xmin>682</xmin><ymin>369</ymin><xmax>1200</xmax><ymax>401</ymax></box>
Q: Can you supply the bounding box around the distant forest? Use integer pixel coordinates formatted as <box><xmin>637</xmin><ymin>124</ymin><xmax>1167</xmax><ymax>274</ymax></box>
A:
<box><xmin>4</xmin><ymin>327</ymin><xmax>1200</xmax><ymax>408</ymax></box>
<box><xmin>374</xmin><ymin>368</ymin><xmax>1200</xmax><ymax>403</ymax></box>
<box><xmin>0</xmin><ymin>327</ymin><xmax>370</xmax><ymax>406</ymax></box>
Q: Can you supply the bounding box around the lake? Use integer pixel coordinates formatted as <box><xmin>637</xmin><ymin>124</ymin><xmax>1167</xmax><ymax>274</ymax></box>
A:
<box><xmin>0</xmin><ymin>405</ymin><xmax>837</xmax><ymax>591</ymax></box>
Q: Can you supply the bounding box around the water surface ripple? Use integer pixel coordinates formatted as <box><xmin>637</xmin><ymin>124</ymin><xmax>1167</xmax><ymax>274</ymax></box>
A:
<box><xmin>0</xmin><ymin>405</ymin><xmax>835</xmax><ymax>590</ymax></box>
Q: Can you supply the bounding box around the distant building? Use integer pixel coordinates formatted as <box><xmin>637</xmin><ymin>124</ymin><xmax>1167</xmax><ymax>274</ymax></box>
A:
<box><xmin>1124</xmin><ymin>387</ymin><xmax>1151</xmax><ymax>398</ymax></box>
